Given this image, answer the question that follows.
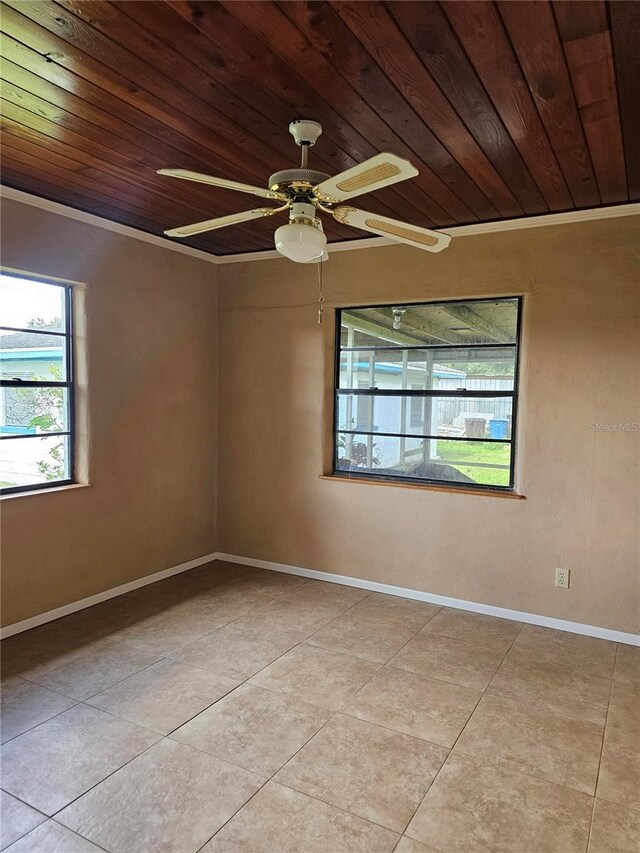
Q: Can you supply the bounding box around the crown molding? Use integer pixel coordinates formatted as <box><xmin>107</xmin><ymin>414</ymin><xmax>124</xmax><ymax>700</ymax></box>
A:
<box><xmin>2</xmin><ymin>186</ymin><xmax>638</xmax><ymax>267</ymax></box>
<box><xmin>216</xmin><ymin>202</ymin><xmax>640</xmax><ymax>264</ymax></box>
<box><xmin>0</xmin><ymin>186</ymin><xmax>220</xmax><ymax>265</ymax></box>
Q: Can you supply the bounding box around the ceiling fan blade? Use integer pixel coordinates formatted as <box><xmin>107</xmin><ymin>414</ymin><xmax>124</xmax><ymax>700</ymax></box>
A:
<box><xmin>313</xmin><ymin>153</ymin><xmax>418</xmax><ymax>202</ymax></box>
<box><xmin>164</xmin><ymin>207</ymin><xmax>283</xmax><ymax>238</ymax></box>
<box><xmin>333</xmin><ymin>207</ymin><xmax>451</xmax><ymax>253</ymax></box>
<box><xmin>158</xmin><ymin>169</ymin><xmax>288</xmax><ymax>202</ymax></box>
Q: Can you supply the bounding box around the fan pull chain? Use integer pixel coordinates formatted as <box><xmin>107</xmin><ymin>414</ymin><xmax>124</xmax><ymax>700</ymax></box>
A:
<box><xmin>317</xmin><ymin>257</ymin><xmax>325</xmax><ymax>325</ymax></box>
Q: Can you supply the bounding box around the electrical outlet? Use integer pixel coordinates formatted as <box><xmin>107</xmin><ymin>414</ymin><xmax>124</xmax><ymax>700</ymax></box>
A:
<box><xmin>555</xmin><ymin>568</ymin><xmax>570</xmax><ymax>589</ymax></box>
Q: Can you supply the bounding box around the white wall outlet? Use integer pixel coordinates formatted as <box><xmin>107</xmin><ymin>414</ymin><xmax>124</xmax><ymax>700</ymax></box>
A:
<box><xmin>555</xmin><ymin>568</ymin><xmax>570</xmax><ymax>589</ymax></box>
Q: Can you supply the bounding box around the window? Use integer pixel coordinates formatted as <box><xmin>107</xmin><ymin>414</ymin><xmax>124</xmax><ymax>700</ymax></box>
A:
<box><xmin>1</xmin><ymin>273</ymin><xmax>74</xmax><ymax>494</ymax></box>
<box><xmin>335</xmin><ymin>297</ymin><xmax>522</xmax><ymax>491</ymax></box>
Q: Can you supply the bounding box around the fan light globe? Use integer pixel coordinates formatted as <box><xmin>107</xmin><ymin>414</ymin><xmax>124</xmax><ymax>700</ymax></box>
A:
<box><xmin>274</xmin><ymin>222</ymin><xmax>327</xmax><ymax>263</ymax></box>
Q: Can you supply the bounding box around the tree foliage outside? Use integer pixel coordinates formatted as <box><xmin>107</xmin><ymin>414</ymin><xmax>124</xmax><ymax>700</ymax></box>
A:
<box><xmin>10</xmin><ymin>365</ymin><xmax>66</xmax><ymax>481</ymax></box>
<box><xmin>30</xmin><ymin>365</ymin><xmax>65</xmax><ymax>480</ymax></box>
<box><xmin>29</xmin><ymin>317</ymin><xmax>66</xmax><ymax>480</ymax></box>
<box><xmin>448</xmin><ymin>361</ymin><xmax>515</xmax><ymax>376</ymax></box>
<box><xmin>28</xmin><ymin>317</ymin><xmax>56</xmax><ymax>331</ymax></box>
<box><xmin>9</xmin><ymin>317</ymin><xmax>67</xmax><ymax>481</ymax></box>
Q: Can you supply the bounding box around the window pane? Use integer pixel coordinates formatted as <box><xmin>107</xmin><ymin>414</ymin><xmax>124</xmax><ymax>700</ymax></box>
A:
<box><xmin>413</xmin><ymin>346</ymin><xmax>516</xmax><ymax>391</ymax></box>
<box><xmin>337</xmin><ymin>394</ymin><xmax>513</xmax><ymax>438</ymax></box>
<box><xmin>1</xmin><ymin>387</ymin><xmax>69</xmax><ymax>434</ymax></box>
<box><xmin>0</xmin><ymin>434</ymin><xmax>70</xmax><ymax>489</ymax></box>
<box><xmin>342</xmin><ymin>299</ymin><xmax>518</xmax><ymax>347</ymax></box>
<box><xmin>339</xmin><ymin>346</ymin><xmax>516</xmax><ymax>392</ymax></box>
<box><xmin>340</xmin><ymin>323</ymin><xmax>403</xmax><ymax>349</ymax></box>
<box><xmin>0</xmin><ymin>274</ymin><xmax>66</xmax><ymax>332</ymax></box>
<box><xmin>337</xmin><ymin>434</ymin><xmax>511</xmax><ymax>487</ymax></box>
<box><xmin>0</xmin><ymin>331</ymin><xmax>67</xmax><ymax>381</ymax></box>
<box><xmin>339</xmin><ymin>349</ymin><xmax>433</xmax><ymax>391</ymax></box>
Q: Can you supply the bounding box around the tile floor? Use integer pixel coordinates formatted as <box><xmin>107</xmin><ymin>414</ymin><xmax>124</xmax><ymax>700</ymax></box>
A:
<box><xmin>0</xmin><ymin>560</ymin><xmax>638</xmax><ymax>852</ymax></box>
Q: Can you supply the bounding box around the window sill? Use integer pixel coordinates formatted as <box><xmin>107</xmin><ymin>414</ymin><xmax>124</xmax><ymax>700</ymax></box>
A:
<box><xmin>0</xmin><ymin>483</ymin><xmax>92</xmax><ymax>501</ymax></box>
<box><xmin>319</xmin><ymin>474</ymin><xmax>526</xmax><ymax>499</ymax></box>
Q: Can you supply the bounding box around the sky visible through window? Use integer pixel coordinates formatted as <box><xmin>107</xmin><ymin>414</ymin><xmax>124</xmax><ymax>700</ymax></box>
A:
<box><xmin>1</xmin><ymin>274</ymin><xmax>65</xmax><ymax>330</ymax></box>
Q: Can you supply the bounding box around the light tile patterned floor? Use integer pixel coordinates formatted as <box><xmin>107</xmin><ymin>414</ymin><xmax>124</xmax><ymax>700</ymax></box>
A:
<box><xmin>0</xmin><ymin>560</ymin><xmax>638</xmax><ymax>852</ymax></box>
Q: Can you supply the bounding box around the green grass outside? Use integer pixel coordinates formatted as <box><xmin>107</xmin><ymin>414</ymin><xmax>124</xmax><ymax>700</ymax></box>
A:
<box><xmin>437</xmin><ymin>440</ymin><xmax>511</xmax><ymax>486</ymax></box>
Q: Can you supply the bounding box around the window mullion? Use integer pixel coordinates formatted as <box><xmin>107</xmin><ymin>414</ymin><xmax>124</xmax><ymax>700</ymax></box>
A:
<box><xmin>0</xmin><ymin>381</ymin><xmax>71</xmax><ymax>388</ymax></box>
<box><xmin>0</xmin><ymin>325</ymin><xmax>68</xmax><ymax>337</ymax></box>
<box><xmin>0</xmin><ymin>431</ymin><xmax>72</xmax><ymax>441</ymax></box>
<box><xmin>336</xmin><ymin>388</ymin><xmax>515</xmax><ymax>398</ymax></box>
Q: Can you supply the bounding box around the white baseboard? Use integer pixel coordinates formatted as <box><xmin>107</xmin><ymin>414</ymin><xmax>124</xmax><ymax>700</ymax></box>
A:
<box><xmin>216</xmin><ymin>552</ymin><xmax>640</xmax><ymax>647</ymax></box>
<box><xmin>3</xmin><ymin>549</ymin><xmax>638</xmax><ymax>647</ymax></box>
<box><xmin>0</xmin><ymin>552</ymin><xmax>217</xmax><ymax>639</ymax></box>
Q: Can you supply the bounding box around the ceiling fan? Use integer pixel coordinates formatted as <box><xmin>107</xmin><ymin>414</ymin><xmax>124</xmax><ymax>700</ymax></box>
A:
<box><xmin>158</xmin><ymin>120</ymin><xmax>452</xmax><ymax>263</ymax></box>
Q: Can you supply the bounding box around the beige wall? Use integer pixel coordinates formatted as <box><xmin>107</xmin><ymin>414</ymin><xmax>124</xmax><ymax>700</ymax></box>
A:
<box><xmin>2</xmin><ymin>202</ymin><xmax>638</xmax><ymax>634</ymax></box>
<box><xmin>1</xmin><ymin>199</ymin><xmax>218</xmax><ymax>626</ymax></box>
<box><xmin>217</xmin><ymin>216</ymin><xmax>640</xmax><ymax>633</ymax></box>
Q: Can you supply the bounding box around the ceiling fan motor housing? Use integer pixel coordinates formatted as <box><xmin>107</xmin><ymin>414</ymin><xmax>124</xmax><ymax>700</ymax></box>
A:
<box><xmin>268</xmin><ymin>169</ymin><xmax>330</xmax><ymax>197</ymax></box>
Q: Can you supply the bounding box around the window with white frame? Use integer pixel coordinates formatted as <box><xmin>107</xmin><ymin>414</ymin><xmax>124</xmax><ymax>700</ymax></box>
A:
<box><xmin>1</xmin><ymin>273</ymin><xmax>75</xmax><ymax>494</ymax></box>
<box><xmin>334</xmin><ymin>297</ymin><xmax>522</xmax><ymax>490</ymax></box>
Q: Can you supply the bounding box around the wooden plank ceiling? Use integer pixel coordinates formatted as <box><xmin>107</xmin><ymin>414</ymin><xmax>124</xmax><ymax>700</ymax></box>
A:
<box><xmin>1</xmin><ymin>1</ymin><xmax>638</xmax><ymax>256</ymax></box>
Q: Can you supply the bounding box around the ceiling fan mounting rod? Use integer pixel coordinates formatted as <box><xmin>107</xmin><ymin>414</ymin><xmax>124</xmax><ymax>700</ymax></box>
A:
<box><xmin>300</xmin><ymin>143</ymin><xmax>309</xmax><ymax>170</ymax></box>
